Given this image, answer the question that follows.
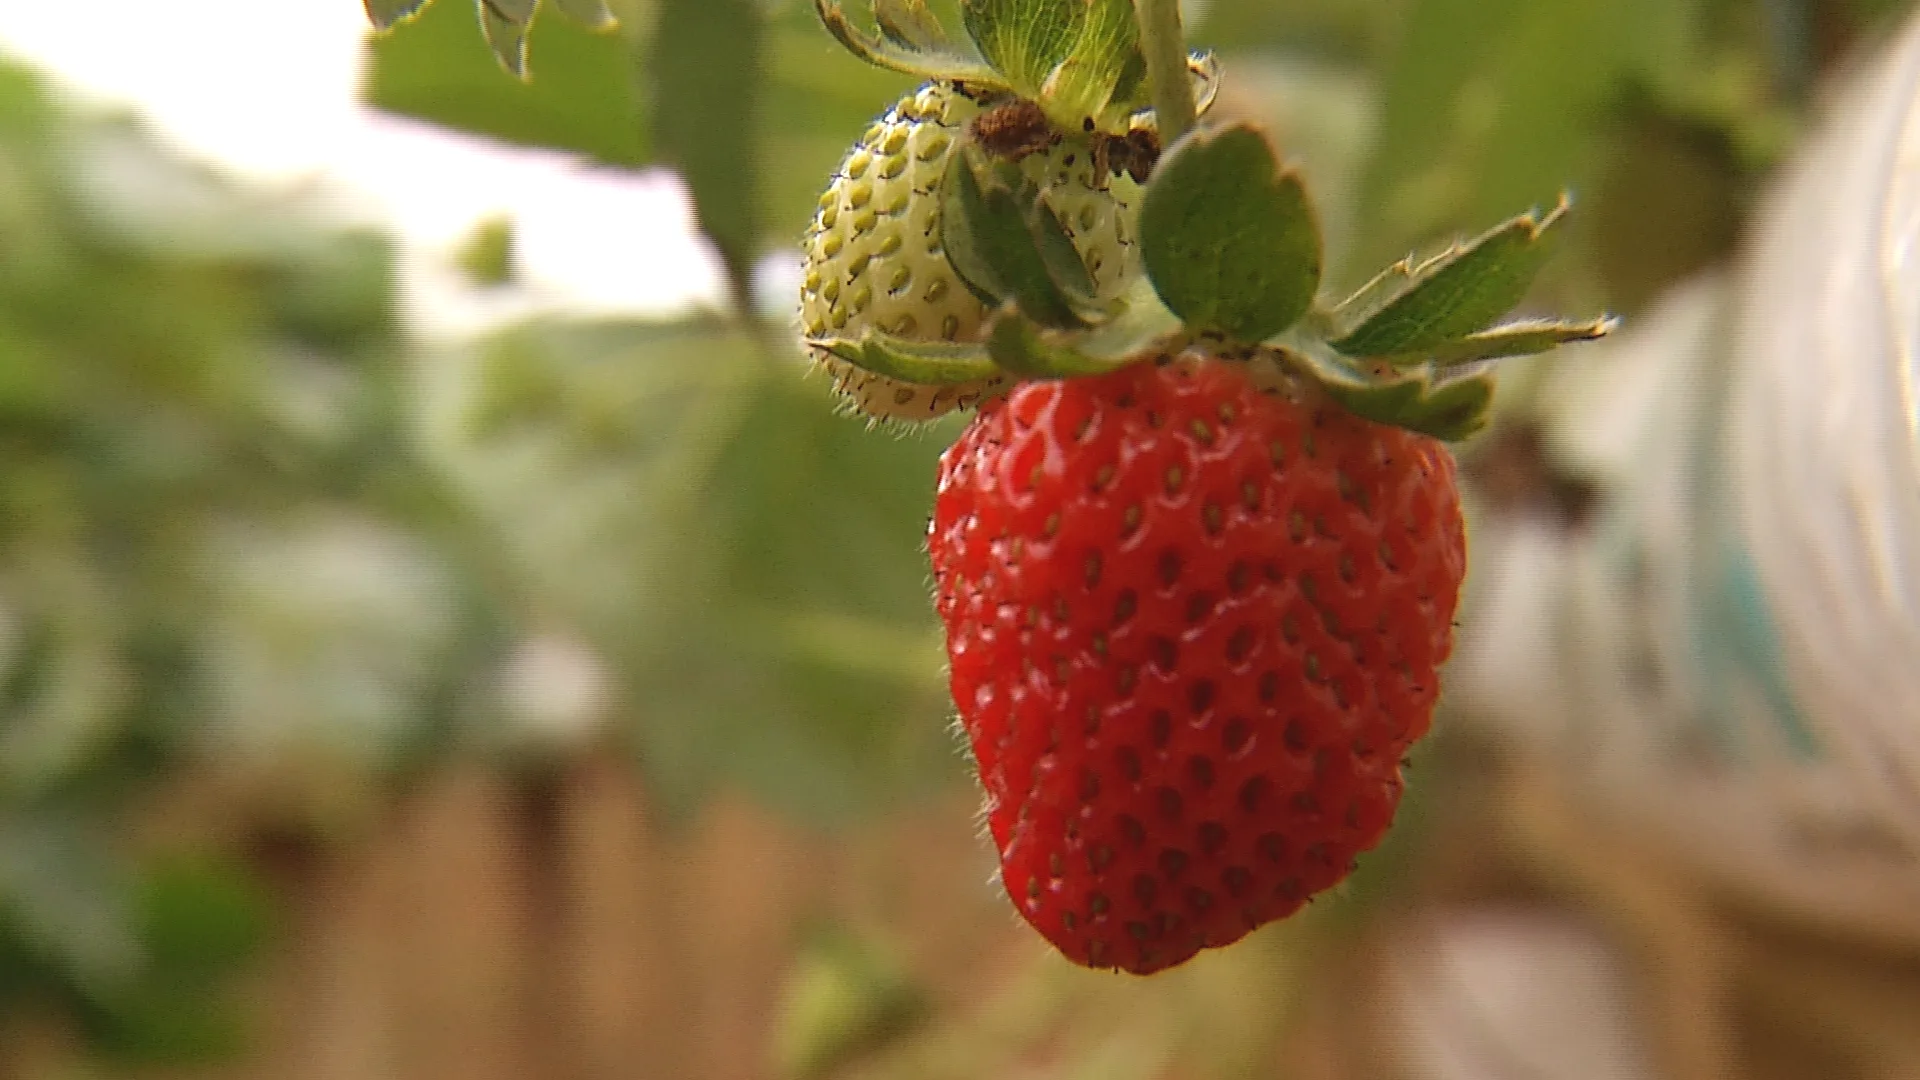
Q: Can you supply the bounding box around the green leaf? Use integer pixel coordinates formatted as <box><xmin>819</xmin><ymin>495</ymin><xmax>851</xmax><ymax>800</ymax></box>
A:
<box><xmin>1139</xmin><ymin>123</ymin><xmax>1322</xmax><ymax>343</ymax></box>
<box><xmin>365</xmin><ymin>0</ymin><xmax>432</xmax><ymax>30</ymax></box>
<box><xmin>818</xmin><ymin>332</ymin><xmax>1001</xmax><ymax>386</ymax></box>
<box><xmin>364</xmin><ymin>0</ymin><xmax>649</xmax><ymax>166</ymax></box>
<box><xmin>652</xmin><ymin>0</ymin><xmax>764</xmax><ymax>309</ymax></box>
<box><xmin>1330</xmin><ymin>196</ymin><xmax>1568</xmax><ymax>359</ymax></box>
<box><xmin>1412</xmin><ymin>316</ymin><xmax>1616</xmax><ymax>367</ymax></box>
<box><xmin>940</xmin><ymin>146</ymin><xmax>1095</xmax><ymax>329</ymax></box>
<box><xmin>985</xmin><ymin>308</ymin><xmax>1134</xmax><ymax>378</ymax></box>
<box><xmin>1025</xmin><ymin>179</ymin><xmax>1100</xmax><ymax>304</ymax></box>
<box><xmin>1331</xmin><ymin>371</ymin><xmax>1497</xmax><ymax>442</ymax></box>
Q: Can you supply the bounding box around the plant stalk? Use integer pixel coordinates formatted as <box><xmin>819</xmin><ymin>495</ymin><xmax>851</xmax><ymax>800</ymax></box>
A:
<box><xmin>1133</xmin><ymin>0</ymin><xmax>1197</xmax><ymax>145</ymax></box>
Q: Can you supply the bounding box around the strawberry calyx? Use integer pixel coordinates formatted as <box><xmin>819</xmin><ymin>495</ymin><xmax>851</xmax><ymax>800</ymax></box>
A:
<box><xmin>815</xmin><ymin>0</ymin><xmax>1218</xmax><ymax>136</ymax></box>
<box><xmin>815</xmin><ymin>0</ymin><xmax>1001</xmax><ymax>87</ymax></box>
<box><xmin>810</xmin><ymin>117</ymin><xmax>1616</xmax><ymax>442</ymax></box>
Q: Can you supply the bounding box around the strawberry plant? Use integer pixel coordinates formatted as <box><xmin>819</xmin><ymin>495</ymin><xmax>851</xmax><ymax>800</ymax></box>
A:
<box><xmin>801</xmin><ymin>0</ymin><xmax>1613</xmax><ymax>974</ymax></box>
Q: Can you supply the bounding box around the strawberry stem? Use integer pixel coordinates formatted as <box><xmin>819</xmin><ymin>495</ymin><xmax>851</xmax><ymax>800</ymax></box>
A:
<box><xmin>1133</xmin><ymin>0</ymin><xmax>1197</xmax><ymax>145</ymax></box>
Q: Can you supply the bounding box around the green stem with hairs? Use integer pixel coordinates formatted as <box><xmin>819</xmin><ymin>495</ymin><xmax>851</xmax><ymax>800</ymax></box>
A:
<box><xmin>1133</xmin><ymin>0</ymin><xmax>1196</xmax><ymax>144</ymax></box>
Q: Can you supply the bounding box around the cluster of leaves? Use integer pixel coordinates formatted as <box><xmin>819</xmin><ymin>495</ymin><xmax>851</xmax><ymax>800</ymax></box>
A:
<box><xmin>812</xmin><ymin>0</ymin><xmax>1164</xmax><ymax>132</ymax></box>
<box><xmin>825</xmin><ymin>114</ymin><xmax>1610</xmax><ymax>441</ymax></box>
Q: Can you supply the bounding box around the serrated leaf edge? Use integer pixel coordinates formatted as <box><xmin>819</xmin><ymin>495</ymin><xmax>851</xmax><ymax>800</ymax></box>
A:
<box><xmin>1328</xmin><ymin>193</ymin><xmax>1572</xmax><ymax>355</ymax></box>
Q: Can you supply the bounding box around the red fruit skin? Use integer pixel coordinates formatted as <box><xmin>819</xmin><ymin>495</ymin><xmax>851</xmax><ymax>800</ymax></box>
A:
<box><xmin>929</xmin><ymin>358</ymin><xmax>1465</xmax><ymax>975</ymax></box>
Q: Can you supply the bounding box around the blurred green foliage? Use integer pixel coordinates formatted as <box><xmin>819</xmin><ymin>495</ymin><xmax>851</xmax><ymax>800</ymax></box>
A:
<box><xmin>366</xmin><ymin>0</ymin><xmax>648</xmax><ymax>164</ymax></box>
<box><xmin>0</xmin><ymin>53</ymin><xmax>463</xmax><ymax>1060</ymax></box>
<box><xmin>427</xmin><ymin>316</ymin><xmax>961</xmax><ymax>816</ymax></box>
<box><xmin>773</xmin><ymin>922</ymin><xmax>928</xmax><ymax>1079</ymax></box>
<box><xmin>457</xmin><ymin>213</ymin><xmax>518</xmax><ymax>286</ymax></box>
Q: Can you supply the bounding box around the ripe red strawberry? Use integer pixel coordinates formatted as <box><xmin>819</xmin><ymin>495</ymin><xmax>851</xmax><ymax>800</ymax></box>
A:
<box><xmin>928</xmin><ymin>353</ymin><xmax>1465</xmax><ymax>975</ymax></box>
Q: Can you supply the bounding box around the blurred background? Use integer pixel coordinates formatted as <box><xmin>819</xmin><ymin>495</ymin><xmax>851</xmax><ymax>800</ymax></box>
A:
<box><xmin>0</xmin><ymin>0</ymin><xmax>1918</xmax><ymax>1077</ymax></box>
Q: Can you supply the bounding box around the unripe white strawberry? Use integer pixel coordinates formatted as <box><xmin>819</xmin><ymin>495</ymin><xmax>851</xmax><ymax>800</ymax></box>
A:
<box><xmin>801</xmin><ymin>81</ymin><xmax>1145</xmax><ymax>422</ymax></box>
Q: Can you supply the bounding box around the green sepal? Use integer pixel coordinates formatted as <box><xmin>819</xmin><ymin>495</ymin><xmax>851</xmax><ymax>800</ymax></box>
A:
<box><xmin>1411</xmin><ymin>316</ymin><xmax>1617</xmax><ymax>368</ymax></box>
<box><xmin>1034</xmin><ymin>0</ymin><xmax>1144</xmax><ymax>132</ymax></box>
<box><xmin>1330</xmin><ymin>195</ymin><xmax>1571</xmax><ymax>360</ymax></box>
<box><xmin>959</xmin><ymin>0</ymin><xmax>1144</xmax><ymax>133</ymax></box>
<box><xmin>815</xmin><ymin>331</ymin><xmax>1003</xmax><ymax>386</ymax></box>
<box><xmin>940</xmin><ymin>145</ymin><xmax>1100</xmax><ymax>330</ymax></box>
<box><xmin>985</xmin><ymin>307</ymin><xmax>1136</xmax><ymax>379</ymax></box>
<box><xmin>1070</xmin><ymin>276</ymin><xmax>1185</xmax><ymax>363</ymax></box>
<box><xmin>1291</xmin><ymin>345</ymin><xmax>1497</xmax><ymax>442</ymax></box>
<box><xmin>1140</xmin><ymin>123</ymin><xmax>1323</xmax><ymax>344</ymax></box>
<box><xmin>814</xmin><ymin>0</ymin><xmax>999</xmax><ymax>85</ymax></box>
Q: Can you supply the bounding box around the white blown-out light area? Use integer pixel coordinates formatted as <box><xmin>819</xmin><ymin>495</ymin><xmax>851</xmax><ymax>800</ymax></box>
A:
<box><xmin>0</xmin><ymin>0</ymin><xmax>730</xmax><ymax>333</ymax></box>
